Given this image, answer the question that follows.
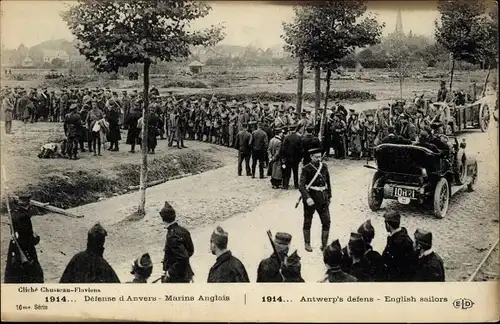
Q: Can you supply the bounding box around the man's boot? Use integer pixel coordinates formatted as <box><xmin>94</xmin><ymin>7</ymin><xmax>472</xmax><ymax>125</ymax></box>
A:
<box><xmin>303</xmin><ymin>229</ymin><xmax>312</xmax><ymax>252</ymax></box>
<box><xmin>321</xmin><ymin>230</ymin><xmax>329</xmax><ymax>251</ymax></box>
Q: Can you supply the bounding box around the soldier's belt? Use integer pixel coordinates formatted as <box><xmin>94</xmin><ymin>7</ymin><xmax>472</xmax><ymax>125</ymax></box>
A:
<box><xmin>309</xmin><ymin>186</ymin><xmax>327</xmax><ymax>191</ymax></box>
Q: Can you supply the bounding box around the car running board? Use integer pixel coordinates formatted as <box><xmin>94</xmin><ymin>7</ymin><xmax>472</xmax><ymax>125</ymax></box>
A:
<box><xmin>450</xmin><ymin>177</ymin><xmax>473</xmax><ymax>196</ymax></box>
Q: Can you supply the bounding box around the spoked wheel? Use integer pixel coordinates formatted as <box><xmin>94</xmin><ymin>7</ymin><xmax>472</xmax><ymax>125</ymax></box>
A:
<box><xmin>455</xmin><ymin>153</ymin><xmax>467</xmax><ymax>185</ymax></box>
<box><xmin>480</xmin><ymin>104</ymin><xmax>490</xmax><ymax>132</ymax></box>
<box><xmin>467</xmin><ymin>161</ymin><xmax>478</xmax><ymax>192</ymax></box>
<box><xmin>433</xmin><ymin>178</ymin><xmax>450</xmax><ymax>219</ymax></box>
<box><xmin>368</xmin><ymin>173</ymin><xmax>384</xmax><ymax>211</ymax></box>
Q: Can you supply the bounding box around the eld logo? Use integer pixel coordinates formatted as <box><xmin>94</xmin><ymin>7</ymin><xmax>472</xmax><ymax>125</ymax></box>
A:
<box><xmin>453</xmin><ymin>298</ymin><xmax>475</xmax><ymax>310</ymax></box>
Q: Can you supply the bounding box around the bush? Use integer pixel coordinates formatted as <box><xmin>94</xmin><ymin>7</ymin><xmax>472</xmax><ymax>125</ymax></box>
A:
<box><xmin>163</xmin><ymin>80</ymin><xmax>208</xmax><ymax>88</ymax></box>
<box><xmin>41</xmin><ymin>75</ymin><xmax>99</xmax><ymax>88</ymax></box>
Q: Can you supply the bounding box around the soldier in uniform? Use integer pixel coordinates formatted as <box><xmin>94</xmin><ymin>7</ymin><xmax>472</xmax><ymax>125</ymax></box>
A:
<box><xmin>207</xmin><ymin>226</ymin><xmax>250</xmax><ymax>283</ymax></box>
<box><xmin>357</xmin><ymin>219</ymin><xmax>387</xmax><ymax>282</ymax></box>
<box><xmin>437</xmin><ymin>80</ymin><xmax>448</xmax><ymax>102</ymax></box>
<box><xmin>320</xmin><ymin>239</ymin><xmax>357</xmax><ymax>283</ymax></box>
<box><xmin>281</xmin><ymin>250</ymin><xmax>305</xmax><ymax>283</ymax></box>
<box><xmin>362</xmin><ymin>112</ymin><xmax>378</xmax><ymax>160</ymax></box>
<box><xmin>376</xmin><ymin>106</ymin><xmax>391</xmax><ymax>144</ymax></box>
<box><xmin>301</xmin><ymin>126</ymin><xmax>321</xmax><ymax>165</ymax></box>
<box><xmin>281</xmin><ymin>125</ymin><xmax>303</xmax><ymax>190</ymax></box>
<box><xmin>382</xmin><ymin>210</ymin><xmax>417</xmax><ymax>282</ymax></box>
<box><xmin>127</xmin><ymin>253</ymin><xmax>153</xmax><ymax>283</ymax></box>
<box><xmin>4</xmin><ymin>194</ymin><xmax>44</xmax><ymax>283</ymax></box>
<box><xmin>250</xmin><ymin>122</ymin><xmax>269</xmax><ymax>179</ymax></box>
<box><xmin>160</xmin><ymin>201</ymin><xmax>195</xmax><ymax>283</ymax></box>
<box><xmin>257</xmin><ymin>232</ymin><xmax>291</xmax><ymax>283</ymax></box>
<box><xmin>397</xmin><ymin>113</ymin><xmax>417</xmax><ymax>142</ymax></box>
<box><xmin>331</xmin><ymin>113</ymin><xmax>347</xmax><ymax>159</ymax></box>
<box><xmin>268</xmin><ymin>128</ymin><xmax>284</xmax><ymax>189</ymax></box>
<box><xmin>235</xmin><ymin>123</ymin><xmax>252</xmax><ymax>176</ymax></box>
<box><xmin>298</xmin><ymin>147</ymin><xmax>332</xmax><ymax>252</ymax></box>
<box><xmin>60</xmin><ymin>223</ymin><xmax>120</xmax><ymax>283</ymax></box>
<box><xmin>64</xmin><ymin>103</ymin><xmax>83</xmax><ymax>160</ymax></box>
<box><xmin>412</xmin><ymin>229</ymin><xmax>445</xmax><ymax>282</ymax></box>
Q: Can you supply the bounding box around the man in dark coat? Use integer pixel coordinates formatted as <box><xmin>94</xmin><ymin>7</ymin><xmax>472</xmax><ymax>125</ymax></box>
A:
<box><xmin>4</xmin><ymin>194</ymin><xmax>44</xmax><ymax>283</ymax></box>
<box><xmin>59</xmin><ymin>223</ymin><xmax>120</xmax><ymax>283</ymax></box>
<box><xmin>397</xmin><ymin>113</ymin><xmax>417</xmax><ymax>142</ymax></box>
<box><xmin>300</xmin><ymin>126</ymin><xmax>321</xmax><ymax>165</ymax></box>
<box><xmin>413</xmin><ymin>229</ymin><xmax>445</xmax><ymax>282</ymax></box>
<box><xmin>437</xmin><ymin>80</ymin><xmax>448</xmax><ymax>102</ymax></box>
<box><xmin>281</xmin><ymin>250</ymin><xmax>305</xmax><ymax>283</ymax></box>
<box><xmin>160</xmin><ymin>201</ymin><xmax>195</xmax><ymax>283</ymax></box>
<box><xmin>207</xmin><ymin>226</ymin><xmax>250</xmax><ymax>283</ymax></box>
<box><xmin>280</xmin><ymin>125</ymin><xmax>303</xmax><ymax>189</ymax></box>
<box><xmin>357</xmin><ymin>219</ymin><xmax>387</xmax><ymax>282</ymax></box>
<box><xmin>106</xmin><ymin>103</ymin><xmax>121</xmax><ymax>151</ymax></box>
<box><xmin>257</xmin><ymin>232</ymin><xmax>291</xmax><ymax>283</ymax></box>
<box><xmin>127</xmin><ymin>253</ymin><xmax>153</xmax><ymax>283</ymax></box>
<box><xmin>346</xmin><ymin>232</ymin><xmax>372</xmax><ymax>282</ymax></box>
<box><xmin>320</xmin><ymin>239</ymin><xmax>357</xmax><ymax>283</ymax></box>
<box><xmin>298</xmin><ymin>147</ymin><xmax>331</xmax><ymax>252</ymax></box>
<box><xmin>64</xmin><ymin>103</ymin><xmax>83</xmax><ymax>160</ymax></box>
<box><xmin>380</xmin><ymin>126</ymin><xmax>412</xmax><ymax>145</ymax></box>
<box><xmin>125</xmin><ymin>106</ymin><xmax>142</xmax><ymax>153</ymax></box>
<box><xmin>250</xmin><ymin>122</ymin><xmax>269</xmax><ymax>179</ymax></box>
<box><xmin>234</xmin><ymin>123</ymin><xmax>252</xmax><ymax>176</ymax></box>
<box><xmin>331</xmin><ymin>113</ymin><xmax>347</xmax><ymax>159</ymax></box>
<box><xmin>382</xmin><ymin>210</ymin><xmax>418</xmax><ymax>282</ymax></box>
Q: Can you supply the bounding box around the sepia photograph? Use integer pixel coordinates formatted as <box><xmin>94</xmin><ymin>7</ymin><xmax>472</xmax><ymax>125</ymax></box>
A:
<box><xmin>0</xmin><ymin>0</ymin><xmax>498</xmax><ymax>321</ymax></box>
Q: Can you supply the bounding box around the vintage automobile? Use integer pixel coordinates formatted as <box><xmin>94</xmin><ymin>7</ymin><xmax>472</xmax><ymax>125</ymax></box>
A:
<box><xmin>429</xmin><ymin>99</ymin><xmax>490</xmax><ymax>134</ymax></box>
<box><xmin>365</xmin><ymin>135</ymin><xmax>478</xmax><ymax>218</ymax></box>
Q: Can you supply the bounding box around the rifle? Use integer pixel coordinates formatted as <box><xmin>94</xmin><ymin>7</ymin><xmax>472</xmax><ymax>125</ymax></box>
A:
<box><xmin>266</xmin><ymin>230</ymin><xmax>283</xmax><ymax>265</ymax></box>
<box><xmin>294</xmin><ymin>152</ymin><xmax>327</xmax><ymax>208</ymax></box>
<box><xmin>2</xmin><ymin>166</ymin><xmax>30</xmax><ymax>265</ymax></box>
<box><xmin>151</xmin><ymin>275</ymin><xmax>164</xmax><ymax>284</ymax></box>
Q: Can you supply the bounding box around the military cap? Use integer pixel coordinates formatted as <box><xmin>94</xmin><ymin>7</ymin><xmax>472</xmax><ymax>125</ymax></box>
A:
<box><xmin>308</xmin><ymin>147</ymin><xmax>323</xmax><ymax>155</ymax></box>
<box><xmin>440</xmin><ymin>80</ymin><xmax>446</xmax><ymax>85</ymax></box>
<box><xmin>365</xmin><ymin>112</ymin><xmax>374</xmax><ymax>117</ymax></box>
<box><xmin>18</xmin><ymin>193</ymin><xmax>32</xmax><ymax>201</ymax></box>
<box><xmin>323</xmin><ymin>239</ymin><xmax>342</xmax><ymax>266</ymax></box>
<box><xmin>274</xmin><ymin>232</ymin><xmax>292</xmax><ymax>246</ymax></box>
<box><xmin>69</xmin><ymin>103</ymin><xmax>79</xmax><ymax>111</ymax></box>
<box><xmin>274</xmin><ymin>127</ymin><xmax>283</xmax><ymax>134</ymax></box>
<box><xmin>211</xmin><ymin>225</ymin><xmax>229</xmax><ymax>246</ymax></box>
<box><xmin>88</xmin><ymin>222</ymin><xmax>107</xmax><ymax>246</ymax></box>
<box><xmin>349</xmin><ymin>108</ymin><xmax>355</xmax><ymax>113</ymax></box>
<box><xmin>419</xmin><ymin>130</ymin><xmax>430</xmax><ymax>139</ymax></box>
<box><xmin>382</xmin><ymin>106</ymin><xmax>390</xmax><ymax>110</ymax></box>
<box><xmin>383</xmin><ymin>210</ymin><xmax>401</xmax><ymax>224</ymax></box>
<box><xmin>133</xmin><ymin>90</ymin><xmax>138</xmax><ymax>93</ymax></box>
<box><xmin>241</xmin><ymin>122</ymin><xmax>248</xmax><ymax>128</ymax></box>
<box><xmin>414</xmin><ymin>229</ymin><xmax>432</xmax><ymax>249</ymax></box>
<box><xmin>159</xmin><ymin>201</ymin><xmax>176</xmax><ymax>223</ymax></box>
<box><xmin>348</xmin><ymin>232</ymin><xmax>366</xmax><ymax>254</ymax></box>
<box><xmin>284</xmin><ymin>250</ymin><xmax>301</xmax><ymax>267</ymax></box>
<box><xmin>353</xmin><ymin>111</ymin><xmax>359</xmax><ymax>116</ymax></box>
<box><xmin>357</xmin><ymin>219</ymin><xmax>375</xmax><ymax>242</ymax></box>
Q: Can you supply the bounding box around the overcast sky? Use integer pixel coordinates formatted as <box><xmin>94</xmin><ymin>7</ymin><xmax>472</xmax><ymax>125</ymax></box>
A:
<box><xmin>0</xmin><ymin>0</ymin><xmax>440</xmax><ymax>50</ymax></box>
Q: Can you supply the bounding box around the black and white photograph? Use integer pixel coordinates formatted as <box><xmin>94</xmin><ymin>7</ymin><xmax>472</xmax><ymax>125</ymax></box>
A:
<box><xmin>0</xmin><ymin>0</ymin><xmax>498</xmax><ymax>321</ymax></box>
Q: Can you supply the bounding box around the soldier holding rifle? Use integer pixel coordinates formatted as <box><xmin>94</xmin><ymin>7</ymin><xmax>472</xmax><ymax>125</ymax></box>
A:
<box><xmin>257</xmin><ymin>232</ymin><xmax>292</xmax><ymax>282</ymax></box>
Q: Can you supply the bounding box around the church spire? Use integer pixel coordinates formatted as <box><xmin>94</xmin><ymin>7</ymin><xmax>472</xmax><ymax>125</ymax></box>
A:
<box><xmin>395</xmin><ymin>9</ymin><xmax>404</xmax><ymax>36</ymax></box>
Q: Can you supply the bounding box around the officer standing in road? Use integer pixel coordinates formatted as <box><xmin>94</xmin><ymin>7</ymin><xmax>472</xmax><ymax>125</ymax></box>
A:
<box><xmin>257</xmin><ymin>232</ymin><xmax>291</xmax><ymax>283</ymax></box>
<box><xmin>160</xmin><ymin>201</ymin><xmax>195</xmax><ymax>283</ymax></box>
<box><xmin>4</xmin><ymin>193</ymin><xmax>44</xmax><ymax>283</ymax></box>
<box><xmin>382</xmin><ymin>210</ymin><xmax>417</xmax><ymax>282</ymax></box>
<box><xmin>298</xmin><ymin>147</ymin><xmax>332</xmax><ymax>252</ymax></box>
<box><xmin>412</xmin><ymin>229</ymin><xmax>445</xmax><ymax>282</ymax></box>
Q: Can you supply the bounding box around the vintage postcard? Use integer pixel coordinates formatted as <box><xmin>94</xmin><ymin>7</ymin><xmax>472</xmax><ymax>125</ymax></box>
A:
<box><xmin>0</xmin><ymin>0</ymin><xmax>498</xmax><ymax>322</ymax></box>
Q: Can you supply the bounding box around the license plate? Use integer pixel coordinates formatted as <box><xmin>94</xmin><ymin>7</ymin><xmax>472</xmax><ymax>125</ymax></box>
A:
<box><xmin>393</xmin><ymin>187</ymin><xmax>416</xmax><ymax>198</ymax></box>
<box><xmin>397</xmin><ymin>197</ymin><xmax>411</xmax><ymax>204</ymax></box>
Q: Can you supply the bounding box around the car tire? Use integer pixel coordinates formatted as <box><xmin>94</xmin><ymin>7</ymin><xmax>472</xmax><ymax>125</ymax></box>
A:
<box><xmin>467</xmin><ymin>161</ymin><xmax>478</xmax><ymax>192</ymax></box>
<box><xmin>480</xmin><ymin>104</ymin><xmax>490</xmax><ymax>132</ymax></box>
<box><xmin>368</xmin><ymin>173</ymin><xmax>384</xmax><ymax>211</ymax></box>
<box><xmin>433</xmin><ymin>177</ymin><xmax>450</xmax><ymax>219</ymax></box>
<box><xmin>456</xmin><ymin>152</ymin><xmax>467</xmax><ymax>185</ymax></box>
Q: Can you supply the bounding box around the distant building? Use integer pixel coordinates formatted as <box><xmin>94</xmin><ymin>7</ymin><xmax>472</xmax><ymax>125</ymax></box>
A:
<box><xmin>43</xmin><ymin>50</ymin><xmax>70</xmax><ymax>63</ymax></box>
<box><xmin>188</xmin><ymin>60</ymin><xmax>204</xmax><ymax>74</ymax></box>
<box><xmin>21</xmin><ymin>56</ymin><xmax>34</xmax><ymax>67</ymax></box>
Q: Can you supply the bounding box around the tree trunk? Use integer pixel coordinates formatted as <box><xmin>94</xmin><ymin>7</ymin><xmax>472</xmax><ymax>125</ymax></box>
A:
<box><xmin>296</xmin><ymin>56</ymin><xmax>304</xmax><ymax>113</ymax></box>
<box><xmin>314</xmin><ymin>66</ymin><xmax>321</xmax><ymax>131</ymax></box>
<box><xmin>449</xmin><ymin>54</ymin><xmax>455</xmax><ymax>94</ymax></box>
<box><xmin>482</xmin><ymin>62</ymin><xmax>492</xmax><ymax>97</ymax></box>
<box><xmin>399</xmin><ymin>77</ymin><xmax>403</xmax><ymax>99</ymax></box>
<box><xmin>319</xmin><ymin>69</ymin><xmax>331</xmax><ymax>142</ymax></box>
<box><xmin>137</xmin><ymin>60</ymin><xmax>151</xmax><ymax>217</ymax></box>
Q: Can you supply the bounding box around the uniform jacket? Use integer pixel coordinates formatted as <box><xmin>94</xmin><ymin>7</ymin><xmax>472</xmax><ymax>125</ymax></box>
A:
<box><xmin>340</xmin><ymin>246</ymin><xmax>352</xmax><ymax>274</ymax></box>
<box><xmin>64</xmin><ymin>112</ymin><xmax>83</xmax><ymax>138</ymax></box>
<box><xmin>251</xmin><ymin>128</ymin><xmax>269</xmax><ymax>151</ymax></box>
<box><xmin>163</xmin><ymin>222</ymin><xmax>195</xmax><ymax>282</ymax></box>
<box><xmin>413</xmin><ymin>251</ymin><xmax>445</xmax><ymax>282</ymax></box>
<box><xmin>257</xmin><ymin>252</ymin><xmax>285</xmax><ymax>283</ymax></box>
<box><xmin>437</xmin><ymin>88</ymin><xmax>448</xmax><ymax>102</ymax></box>
<box><xmin>207</xmin><ymin>251</ymin><xmax>250</xmax><ymax>283</ymax></box>
<box><xmin>235</xmin><ymin>129</ymin><xmax>252</xmax><ymax>153</ymax></box>
<box><xmin>319</xmin><ymin>268</ymin><xmax>357</xmax><ymax>283</ymax></box>
<box><xmin>398</xmin><ymin>122</ymin><xmax>417</xmax><ymax>141</ymax></box>
<box><xmin>382</xmin><ymin>227</ymin><xmax>417</xmax><ymax>282</ymax></box>
<box><xmin>298</xmin><ymin>161</ymin><xmax>332</xmax><ymax>205</ymax></box>
<box><xmin>300</xmin><ymin>133</ymin><xmax>321</xmax><ymax>164</ymax></box>
<box><xmin>268</xmin><ymin>135</ymin><xmax>283</xmax><ymax>180</ymax></box>
<box><xmin>364</xmin><ymin>244</ymin><xmax>388</xmax><ymax>282</ymax></box>
<box><xmin>281</xmin><ymin>132</ymin><xmax>303</xmax><ymax>164</ymax></box>
<box><xmin>2</xmin><ymin>95</ymin><xmax>15</xmax><ymax>121</ymax></box>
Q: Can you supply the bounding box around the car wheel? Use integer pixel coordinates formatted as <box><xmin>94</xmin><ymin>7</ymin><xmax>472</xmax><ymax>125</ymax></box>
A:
<box><xmin>456</xmin><ymin>153</ymin><xmax>467</xmax><ymax>185</ymax></box>
<box><xmin>480</xmin><ymin>104</ymin><xmax>490</xmax><ymax>132</ymax></box>
<box><xmin>467</xmin><ymin>161</ymin><xmax>478</xmax><ymax>192</ymax></box>
<box><xmin>368</xmin><ymin>173</ymin><xmax>384</xmax><ymax>211</ymax></box>
<box><xmin>433</xmin><ymin>177</ymin><xmax>449</xmax><ymax>219</ymax></box>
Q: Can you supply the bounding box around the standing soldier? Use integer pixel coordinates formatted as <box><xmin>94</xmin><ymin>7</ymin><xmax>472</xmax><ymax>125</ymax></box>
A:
<box><xmin>300</xmin><ymin>126</ymin><xmax>321</xmax><ymax>165</ymax></box>
<box><xmin>4</xmin><ymin>193</ymin><xmax>44</xmax><ymax>283</ymax></box>
<box><xmin>382</xmin><ymin>210</ymin><xmax>417</xmax><ymax>282</ymax></box>
<box><xmin>437</xmin><ymin>80</ymin><xmax>448</xmax><ymax>102</ymax></box>
<box><xmin>207</xmin><ymin>226</ymin><xmax>250</xmax><ymax>283</ymax></box>
<box><xmin>64</xmin><ymin>103</ymin><xmax>83</xmax><ymax>160</ymax></box>
<box><xmin>281</xmin><ymin>125</ymin><xmax>302</xmax><ymax>190</ymax></box>
<box><xmin>331</xmin><ymin>113</ymin><xmax>347</xmax><ymax>159</ymax></box>
<box><xmin>320</xmin><ymin>239</ymin><xmax>357</xmax><ymax>283</ymax></box>
<box><xmin>363</xmin><ymin>112</ymin><xmax>378</xmax><ymax>160</ymax></box>
<box><xmin>348</xmin><ymin>111</ymin><xmax>362</xmax><ymax>159</ymax></box>
<box><xmin>127</xmin><ymin>253</ymin><xmax>153</xmax><ymax>283</ymax></box>
<box><xmin>38</xmin><ymin>87</ymin><xmax>51</xmax><ymax>122</ymax></box>
<box><xmin>250</xmin><ymin>122</ymin><xmax>269</xmax><ymax>179</ymax></box>
<box><xmin>412</xmin><ymin>229</ymin><xmax>445</xmax><ymax>282</ymax></box>
<box><xmin>59</xmin><ymin>223</ymin><xmax>120</xmax><ymax>283</ymax></box>
<box><xmin>2</xmin><ymin>90</ymin><xmax>15</xmax><ymax>134</ymax></box>
<box><xmin>256</xmin><ymin>232</ymin><xmax>291</xmax><ymax>283</ymax></box>
<box><xmin>357</xmin><ymin>219</ymin><xmax>387</xmax><ymax>282</ymax></box>
<box><xmin>376</xmin><ymin>106</ymin><xmax>391</xmax><ymax>145</ymax></box>
<box><xmin>234</xmin><ymin>123</ymin><xmax>252</xmax><ymax>176</ymax></box>
<box><xmin>59</xmin><ymin>87</ymin><xmax>70</xmax><ymax>122</ymax></box>
<box><xmin>268</xmin><ymin>128</ymin><xmax>284</xmax><ymax>189</ymax></box>
<box><xmin>298</xmin><ymin>147</ymin><xmax>332</xmax><ymax>252</ymax></box>
<box><xmin>160</xmin><ymin>201</ymin><xmax>195</xmax><ymax>283</ymax></box>
<box><xmin>121</xmin><ymin>90</ymin><xmax>131</xmax><ymax>130</ymax></box>
<box><xmin>296</xmin><ymin>111</ymin><xmax>310</xmax><ymax>135</ymax></box>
